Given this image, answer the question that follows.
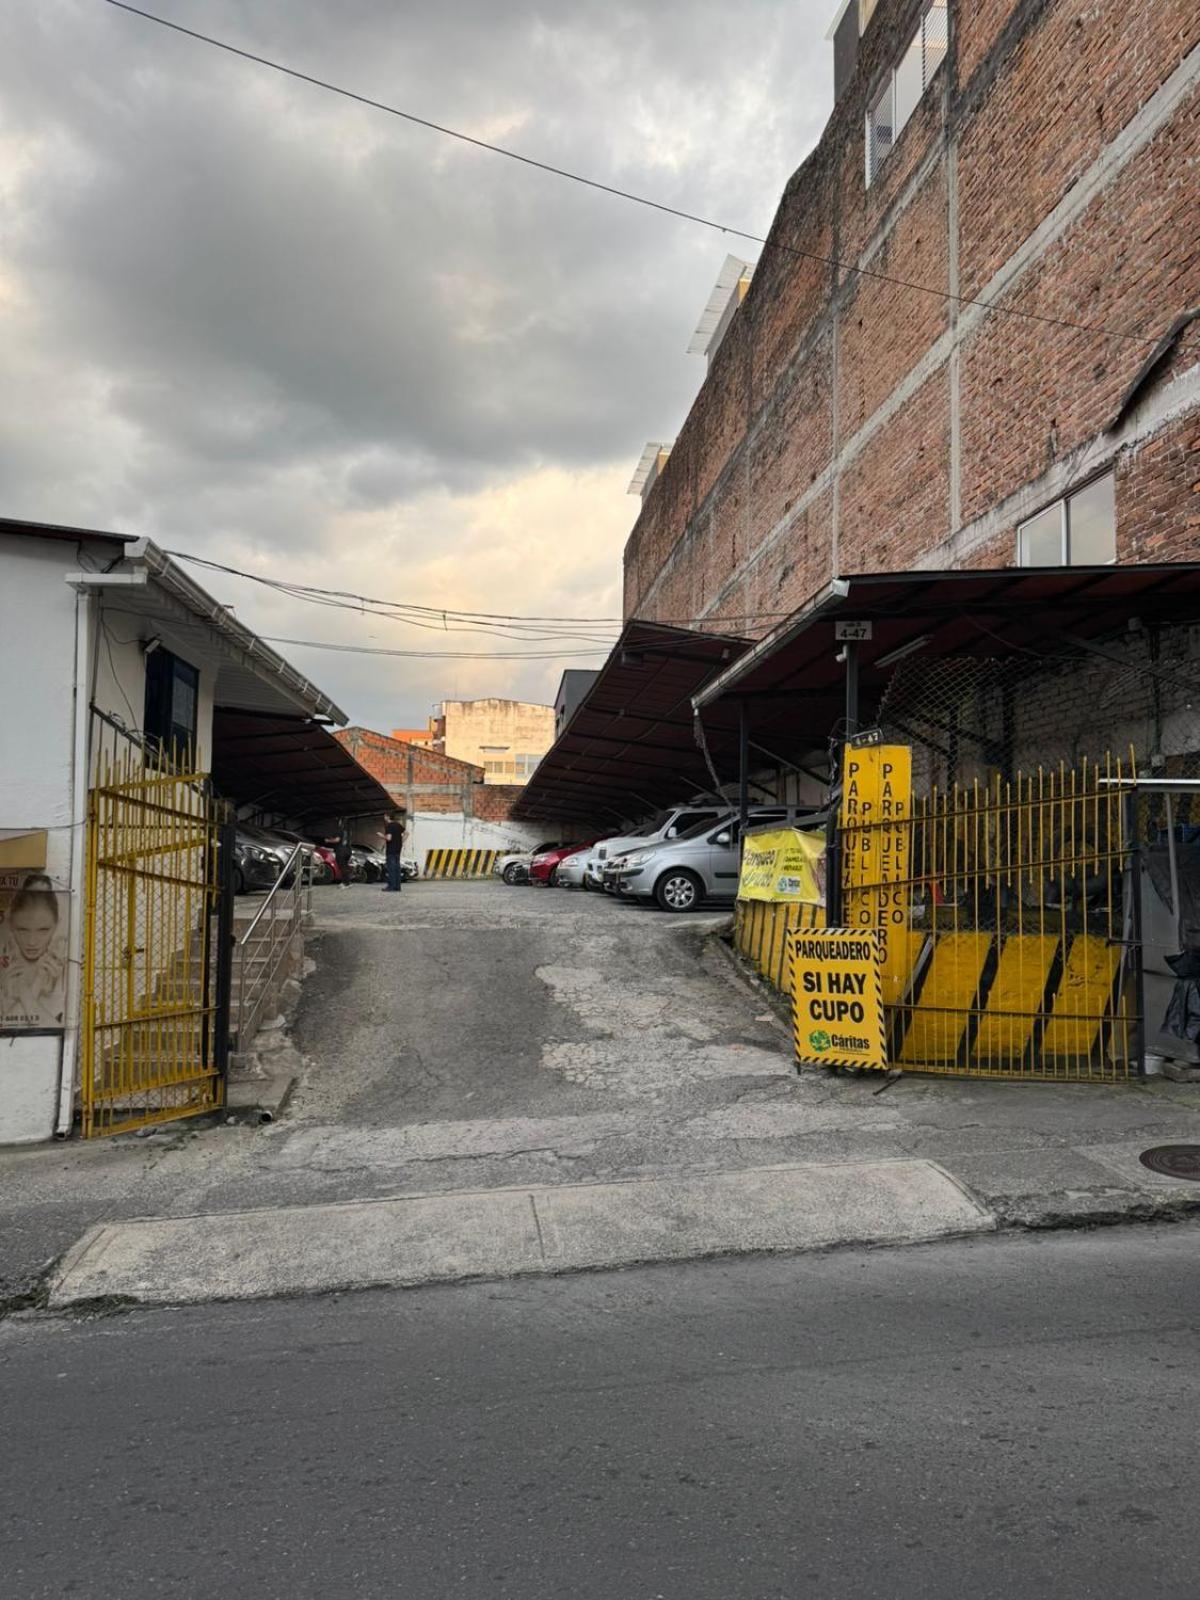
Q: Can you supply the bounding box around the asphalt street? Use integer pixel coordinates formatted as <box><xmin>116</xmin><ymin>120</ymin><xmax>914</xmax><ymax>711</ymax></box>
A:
<box><xmin>6</xmin><ymin>1224</ymin><xmax>1200</xmax><ymax>1599</ymax></box>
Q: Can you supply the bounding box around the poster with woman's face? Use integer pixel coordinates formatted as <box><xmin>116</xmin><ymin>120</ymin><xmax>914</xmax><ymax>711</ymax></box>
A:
<box><xmin>0</xmin><ymin>870</ymin><xmax>68</xmax><ymax>1029</ymax></box>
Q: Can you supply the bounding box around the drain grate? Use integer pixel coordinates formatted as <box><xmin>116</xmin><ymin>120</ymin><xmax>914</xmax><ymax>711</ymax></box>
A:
<box><xmin>1139</xmin><ymin>1144</ymin><xmax>1200</xmax><ymax>1180</ymax></box>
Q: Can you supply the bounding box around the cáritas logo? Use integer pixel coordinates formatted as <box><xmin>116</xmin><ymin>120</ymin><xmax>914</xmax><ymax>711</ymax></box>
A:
<box><xmin>808</xmin><ymin>1029</ymin><xmax>831</xmax><ymax>1050</ymax></box>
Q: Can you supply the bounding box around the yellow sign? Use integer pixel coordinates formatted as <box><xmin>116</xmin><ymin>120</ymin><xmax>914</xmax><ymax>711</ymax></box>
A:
<box><xmin>841</xmin><ymin>744</ymin><xmax>913</xmax><ymax>1004</ymax></box>
<box><xmin>738</xmin><ymin>827</ymin><xmax>826</xmax><ymax>904</ymax></box>
<box><xmin>791</xmin><ymin>926</ymin><xmax>888</xmax><ymax>1071</ymax></box>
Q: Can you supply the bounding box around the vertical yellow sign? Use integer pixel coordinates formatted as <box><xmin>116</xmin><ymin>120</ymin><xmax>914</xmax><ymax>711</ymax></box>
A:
<box><xmin>840</xmin><ymin>744</ymin><xmax>913</xmax><ymax>1005</ymax></box>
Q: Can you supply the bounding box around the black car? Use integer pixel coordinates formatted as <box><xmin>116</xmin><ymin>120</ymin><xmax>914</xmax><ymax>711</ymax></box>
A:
<box><xmin>233</xmin><ymin>831</ymin><xmax>284</xmax><ymax>894</ymax></box>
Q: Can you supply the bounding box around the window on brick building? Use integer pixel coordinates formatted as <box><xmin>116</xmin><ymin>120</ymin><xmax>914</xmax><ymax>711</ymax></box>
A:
<box><xmin>865</xmin><ymin>0</ymin><xmax>947</xmax><ymax>186</ymax></box>
<box><xmin>1017</xmin><ymin>472</ymin><xmax>1116</xmax><ymax>566</ymax></box>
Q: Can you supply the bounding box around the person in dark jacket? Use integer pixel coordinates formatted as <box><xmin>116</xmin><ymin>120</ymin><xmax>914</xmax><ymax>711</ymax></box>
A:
<box><xmin>383</xmin><ymin>812</ymin><xmax>406</xmax><ymax>892</ymax></box>
<box><xmin>325</xmin><ymin>819</ymin><xmax>353</xmax><ymax>886</ymax></box>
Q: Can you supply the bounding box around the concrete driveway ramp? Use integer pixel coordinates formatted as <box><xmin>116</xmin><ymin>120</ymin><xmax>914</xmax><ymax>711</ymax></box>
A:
<box><xmin>48</xmin><ymin>1159</ymin><xmax>992</xmax><ymax>1308</ymax></box>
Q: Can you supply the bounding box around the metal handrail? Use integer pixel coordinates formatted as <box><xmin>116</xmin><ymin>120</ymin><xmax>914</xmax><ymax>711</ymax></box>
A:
<box><xmin>234</xmin><ymin>845</ymin><xmax>313</xmax><ymax>1049</ymax></box>
<box><xmin>239</xmin><ymin>845</ymin><xmax>305</xmax><ymax>944</ymax></box>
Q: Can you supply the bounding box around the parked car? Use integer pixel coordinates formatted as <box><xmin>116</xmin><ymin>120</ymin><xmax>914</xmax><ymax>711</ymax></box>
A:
<box><xmin>608</xmin><ymin>807</ymin><xmax>824</xmax><ymax>912</ymax></box>
<box><xmin>495</xmin><ymin>842</ymin><xmax>568</xmax><ymax>886</ymax></box>
<box><xmin>352</xmin><ymin>846</ymin><xmax>383</xmax><ymax>883</ymax></box>
<box><xmin>585</xmin><ymin>804</ymin><xmax>727</xmax><ymax>892</ymax></box>
<box><xmin>236</xmin><ymin>823</ymin><xmax>307</xmax><ymax>886</ymax></box>
<box><xmin>529</xmin><ymin>841</ymin><xmax>597</xmax><ymax>886</ymax></box>
<box><xmin>310</xmin><ymin>842</ymin><xmax>341</xmax><ymax>883</ymax></box>
<box><xmin>555</xmin><ymin>849</ymin><xmax>595</xmax><ymax>889</ymax></box>
<box><xmin>232</xmin><ymin>831</ymin><xmax>284</xmax><ymax>894</ymax></box>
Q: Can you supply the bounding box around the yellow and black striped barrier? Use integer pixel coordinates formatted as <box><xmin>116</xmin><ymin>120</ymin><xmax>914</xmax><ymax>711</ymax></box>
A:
<box><xmin>423</xmin><ymin>847</ymin><xmax>501</xmax><ymax>879</ymax></box>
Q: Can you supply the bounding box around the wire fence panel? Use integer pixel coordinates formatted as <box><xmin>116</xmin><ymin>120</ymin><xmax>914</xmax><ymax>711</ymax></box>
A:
<box><xmin>840</xmin><ymin>753</ymin><xmax>1139</xmax><ymax>1081</ymax></box>
<box><xmin>81</xmin><ymin>723</ymin><xmax>222</xmax><ymax>1137</ymax></box>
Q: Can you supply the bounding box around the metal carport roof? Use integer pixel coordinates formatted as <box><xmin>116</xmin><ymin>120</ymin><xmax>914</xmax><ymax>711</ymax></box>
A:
<box><xmin>212</xmin><ymin>709</ymin><xmax>394</xmax><ymax>824</ymax></box>
<box><xmin>694</xmin><ymin>563</ymin><xmax>1200</xmax><ymax>750</ymax></box>
<box><xmin>511</xmin><ymin>621</ymin><xmax>751</xmax><ymax>826</ymax></box>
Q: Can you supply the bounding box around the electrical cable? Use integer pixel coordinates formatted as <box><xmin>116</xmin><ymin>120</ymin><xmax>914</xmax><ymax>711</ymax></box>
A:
<box><xmin>260</xmin><ymin>634</ymin><xmax>610</xmax><ymax>660</ymax></box>
<box><xmin>162</xmin><ymin>548</ymin><xmax>832</xmax><ymax>634</ymax></box>
<box><xmin>102</xmin><ymin>0</ymin><xmax>1172</xmax><ymax>354</ymax></box>
<box><xmin>98</xmin><ymin>618</ymin><xmax>143</xmax><ymax>730</ymax></box>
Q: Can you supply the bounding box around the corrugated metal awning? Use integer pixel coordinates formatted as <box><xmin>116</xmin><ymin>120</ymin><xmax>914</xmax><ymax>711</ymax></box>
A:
<box><xmin>694</xmin><ymin>563</ymin><xmax>1200</xmax><ymax>747</ymax></box>
<box><xmin>511</xmin><ymin>621</ymin><xmax>751</xmax><ymax>826</ymax></box>
<box><xmin>212</xmin><ymin>710</ymin><xmax>394</xmax><ymax>823</ymax></box>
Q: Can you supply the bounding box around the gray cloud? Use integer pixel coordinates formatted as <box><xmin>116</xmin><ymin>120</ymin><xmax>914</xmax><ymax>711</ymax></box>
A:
<box><xmin>0</xmin><ymin>0</ymin><xmax>831</xmax><ymax>726</ymax></box>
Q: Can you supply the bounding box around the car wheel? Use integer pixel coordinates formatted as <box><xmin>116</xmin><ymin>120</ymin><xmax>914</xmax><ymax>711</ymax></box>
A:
<box><xmin>502</xmin><ymin>862</ymin><xmax>524</xmax><ymax>885</ymax></box>
<box><xmin>233</xmin><ymin>866</ymin><xmax>246</xmax><ymax>895</ymax></box>
<box><xmin>548</xmin><ymin>865</ymin><xmax>559</xmax><ymax>887</ymax></box>
<box><xmin>655</xmin><ymin>869</ymin><xmax>702</xmax><ymax>913</ymax></box>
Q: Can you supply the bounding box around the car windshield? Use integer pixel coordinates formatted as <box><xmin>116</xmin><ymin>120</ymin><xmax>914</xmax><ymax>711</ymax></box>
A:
<box><xmin>631</xmin><ymin>810</ymin><xmax>672</xmax><ymax>837</ymax></box>
<box><xmin>673</xmin><ymin>812</ymin><xmax>734</xmax><ymax>842</ymax></box>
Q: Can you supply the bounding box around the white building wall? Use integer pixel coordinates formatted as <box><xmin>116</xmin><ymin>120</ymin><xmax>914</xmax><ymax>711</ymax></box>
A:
<box><xmin>90</xmin><ymin>600</ymin><xmax>217</xmax><ymax>768</ymax></box>
<box><xmin>0</xmin><ymin>543</ymin><xmax>224</xmax><ymax>1143</ymax></box>
<box><xmin>408</xmin><ymin>812</ymin><xmax>552</xmax><ymax>864</ymax></box>
<box><xmin>0</xmin><ymin>536</ymin><xmax>85</xmax><ymax>1142</ymax></box>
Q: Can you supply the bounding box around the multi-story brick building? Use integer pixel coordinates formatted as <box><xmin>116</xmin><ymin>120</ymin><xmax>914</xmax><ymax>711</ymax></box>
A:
<box><xmin>623</xmin><ymin>0</ymin><xmax>1200</xmax><ymax>637</ymax></box>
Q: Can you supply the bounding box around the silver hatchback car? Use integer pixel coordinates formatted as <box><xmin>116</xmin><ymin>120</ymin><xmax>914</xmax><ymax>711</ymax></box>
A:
<box><xmin>610</xmin><ymin>806</ymin><xmax>824</xmax><ymax>913</ymax></box>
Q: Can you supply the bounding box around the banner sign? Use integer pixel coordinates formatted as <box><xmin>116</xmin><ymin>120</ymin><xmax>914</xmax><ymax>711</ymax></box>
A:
<box><xmin>738</xmin><ymin>827</ymin><xmax>826</xmax><ymax>904</ymax></box>
<box><xmin>840</xmin><ymin>744</ymin><xmax>913</xmax><ymax>1005</ymax></box>
<box><xmin>0</xmin><ymin>869</ymin><xmax>68</xmax><ymax>1030</ymax></box>
<box><xmin>791</xmin><ymin>927</ymin><xmax>888</xmax><ymax>1072</ymax></box>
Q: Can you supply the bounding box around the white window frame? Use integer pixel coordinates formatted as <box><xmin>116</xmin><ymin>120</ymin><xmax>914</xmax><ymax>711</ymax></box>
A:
<box><xmin>865</xmin><ymin>0</ymin><xmax>948</xmax><ymax>187</ymax></box>
<box><xmin>1016</xmin><ymin>471</ymin><xmax>1117</xmax><ymax>567</ymax></box>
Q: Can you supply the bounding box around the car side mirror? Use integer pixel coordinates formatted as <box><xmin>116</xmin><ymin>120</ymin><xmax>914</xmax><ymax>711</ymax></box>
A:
<box><xmin>714</xmin><ymin>830</ymin><xmax>732</xmax><ymax>847</ymax></box>
<box><xmin>665</xmin><ymin>826</ymin><xmax>678</xmax><ymax>838</ymax></box>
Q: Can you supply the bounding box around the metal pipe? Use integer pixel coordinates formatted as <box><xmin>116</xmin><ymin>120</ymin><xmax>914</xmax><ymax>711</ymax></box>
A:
<box><xmin>738</xmin><ymin>699</ymin><xmax>750</xmax><ymax>832</ymax></box>
<box><xmin>55</xmin><ymin>586</ymin><xmax>96</xmax><ymax>1137</ymax></box>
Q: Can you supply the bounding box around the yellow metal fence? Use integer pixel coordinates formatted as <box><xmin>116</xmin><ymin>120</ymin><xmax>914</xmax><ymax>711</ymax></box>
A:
<box><xmin>82</xmin><ymin>739</ymin><xmax>223</xmax><ymax>1137</ymax></box>
<box><xmin>733</xmin><ymin>900</ymin><xmax>824</xmax><ymax>993</ymax></box>
<box><xmin>840</xmin><ymin>753</ymin><xmax>1138</xmax><ymax>1081</ymax></box>
<box><xmin>735</xmin><ymin>753</ymin><xmax>1141</xmax><ymax>1084</ymax></box>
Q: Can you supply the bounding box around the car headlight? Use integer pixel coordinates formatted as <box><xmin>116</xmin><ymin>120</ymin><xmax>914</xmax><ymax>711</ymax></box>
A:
<box><xmin>622</xmin><ymin>852</ymin><xmax>651</xmax><ymax>869</ymax></box>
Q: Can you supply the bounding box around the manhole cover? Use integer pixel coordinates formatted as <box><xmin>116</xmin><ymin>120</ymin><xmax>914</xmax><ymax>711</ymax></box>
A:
<box><xmin>1139</xmin><ymin>1145</ymin><xmax>1200</xmax><ymax>1180</ymax></box>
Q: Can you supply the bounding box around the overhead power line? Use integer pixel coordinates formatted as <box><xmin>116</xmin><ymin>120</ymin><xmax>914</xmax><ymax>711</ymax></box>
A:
<box><xmin>164</xmin><ymin>548</ymin><xmax>819</xmax><ymax>633</ymax></box>
<box><xmin>104</xmin><ymin>0</ymin><xmax>1166</xmax><ymax>353</ymax></box>
<box><xmin>262</xmin><ymin>635</ymin><xmax>609</xmax><ymax>661</ymax></box>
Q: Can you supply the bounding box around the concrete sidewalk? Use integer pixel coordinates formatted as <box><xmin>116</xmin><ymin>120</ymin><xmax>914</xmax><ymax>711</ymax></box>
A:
<box><xmin>48</xmin><ymin>1160</ymin><xmax>991</xmax><ymax>1307</ymax></box>
<box><xmin>8</xmin><ymin>882</ymin><xmax>1200</xmax><ymax>1312</ymax></box>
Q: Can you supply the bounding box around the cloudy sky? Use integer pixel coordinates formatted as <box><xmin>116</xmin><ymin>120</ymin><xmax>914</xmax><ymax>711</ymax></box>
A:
<box><xmin>2</xmin><ymin>0</ymin><xmax>831</xmax><ymax>730</ymax></box>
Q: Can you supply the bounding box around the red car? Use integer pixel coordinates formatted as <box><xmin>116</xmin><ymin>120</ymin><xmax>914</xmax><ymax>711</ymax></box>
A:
<box><xmin>529</xmin><ymin>841</ymin><xmax>597</xmax><ymax>886</ymax></box>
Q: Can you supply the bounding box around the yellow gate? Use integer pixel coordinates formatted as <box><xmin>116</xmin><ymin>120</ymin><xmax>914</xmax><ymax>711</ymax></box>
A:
<box><xmin>81</xmin><ymin>737</ymin><xmax>223</xmax><ymax>1137</ymax></box>
<box><xmin>838</xmin><ymin>752</ymin><xmax>1140</xmax><ymax>1082</ymax></box>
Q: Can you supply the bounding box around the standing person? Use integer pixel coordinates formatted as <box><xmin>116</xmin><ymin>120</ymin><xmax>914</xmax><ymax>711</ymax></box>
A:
<box><xmin>383</xmin><ymin>811</ymin><xmax>406</xmax><ymax>892</ymax></box>
<box><xmin>325</xmin><ymin>818</ymin><xmax>353</xmax><ymax>886</ymax></box>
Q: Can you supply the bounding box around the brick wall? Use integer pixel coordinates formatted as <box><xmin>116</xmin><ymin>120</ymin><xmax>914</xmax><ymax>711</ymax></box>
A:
<box><xmin>334</xmin><ymin>727</ymin><xmax>527</xmax><ymax>826</ymax></box>
<box><xmin>624</xmin><ymin>0</ymin><xmax>1200</xmax><ymax>637</ymax></box>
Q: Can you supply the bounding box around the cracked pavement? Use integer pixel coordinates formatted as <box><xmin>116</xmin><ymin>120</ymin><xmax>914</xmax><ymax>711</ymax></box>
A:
<box><xmin>6</xmin><ymin>879</ymin><xmax>1200</xmax><ymax>1305</ymax></box>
